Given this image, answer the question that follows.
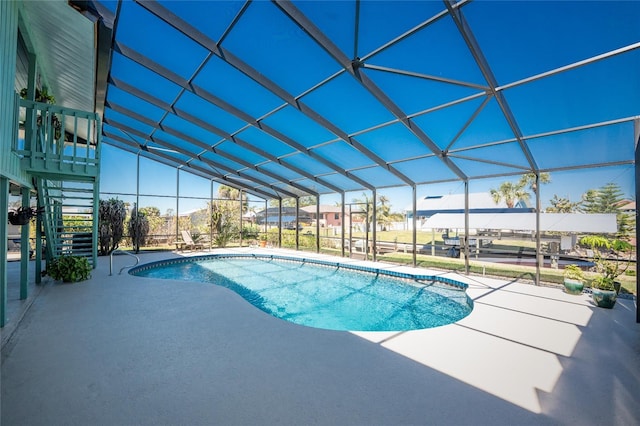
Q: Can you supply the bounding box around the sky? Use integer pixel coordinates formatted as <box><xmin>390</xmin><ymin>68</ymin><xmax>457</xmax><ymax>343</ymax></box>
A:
<box><xmin>100</xmin><ymin>139</ymin><xmax>636</xmax><ymax>215</ymax></box>
<box><xmin>98</xmin><ymin>1</ymin><xmax>639</xmax><ymax>216</ymax></box>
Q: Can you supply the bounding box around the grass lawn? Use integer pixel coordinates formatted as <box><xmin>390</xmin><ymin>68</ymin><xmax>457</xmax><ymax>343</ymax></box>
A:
<box><xmin>317</xmin><ymin>248</ymin><xmax>636</xmax><ymax>296</ymax></box>
<box><xmin>378</xmin><ymin>252</ymin><xmax>637</xmax><ymax>296</ymax></box>
<box><xmin>321</xmin><ymin>230</ymin><xmax>435</xmax><ymax>245</ymax></box>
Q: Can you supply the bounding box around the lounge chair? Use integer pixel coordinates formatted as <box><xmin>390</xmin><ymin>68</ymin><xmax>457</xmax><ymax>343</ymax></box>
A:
<box><xmin>176</xmin><ymin>230</ymin><xmax>204</xmax><ymax>251</ymax></box>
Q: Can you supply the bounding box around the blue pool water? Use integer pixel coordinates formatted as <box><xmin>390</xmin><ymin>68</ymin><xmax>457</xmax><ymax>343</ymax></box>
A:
<box><xmin>130</xmin><ymin>255</ymin><xmax>473</xmax><ymax>331</ymax></box>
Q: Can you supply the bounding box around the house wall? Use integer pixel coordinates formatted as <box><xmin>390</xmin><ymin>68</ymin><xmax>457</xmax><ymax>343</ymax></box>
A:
<box><xmin>0</xmin><ymin>0</ymin><xmax>19</xmax><ymax>326</ymax></box>
<box><xmin>0</xmin><ymin>1</ymin><xmax>29</xmax><ymax>187</ymax></box>
<box><xmin>322</xmin><ymin>212</ymin><xmax>342</xmax><ymax>228</ymax></box>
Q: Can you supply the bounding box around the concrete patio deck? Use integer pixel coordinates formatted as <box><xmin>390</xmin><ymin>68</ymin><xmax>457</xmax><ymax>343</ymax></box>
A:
<box><xmin>2</xmin><ymin>248</ymin><xmax>639</xmax><ymax>425</ymax></box>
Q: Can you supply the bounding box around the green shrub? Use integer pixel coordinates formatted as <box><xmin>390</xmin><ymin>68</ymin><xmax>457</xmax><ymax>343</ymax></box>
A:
<box><xmin>242</xmin><ymin>226</ymin><xmax>260</xmax><ymax>239</ymax></box>
<box><xmin>128</xmin><ymin>203</ymin><xmax>149</xmax><ymax>253</ymax></box>
<box><xmin>99</xmin><ymin>198</ymin><xmax>126</xmax><ymax>255</ymax></box>
<box><xmin>48</xmin><ymin>255</ymin><xmax>92</xmax><ymax>283</ymax></box>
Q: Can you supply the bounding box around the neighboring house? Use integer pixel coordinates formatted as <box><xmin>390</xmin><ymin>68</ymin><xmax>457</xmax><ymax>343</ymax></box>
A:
<box><xmin>301</xmin><ymin>205</ymin><xmax>344</xmax><ymax>227</ymax></box>
<box><xmin>616</xmin><ymin>199</ymin><xmax>636</xmax><ymax>214</ymax></box>
<box><xmin>255</xmin><ymin>207</ymin><xmax>312</xmax><ymax>227</ymax></box>
<box><xmin>300</xmin><ymin>205</ymin><xmax>369</xmax><ymax>229</ymax></box>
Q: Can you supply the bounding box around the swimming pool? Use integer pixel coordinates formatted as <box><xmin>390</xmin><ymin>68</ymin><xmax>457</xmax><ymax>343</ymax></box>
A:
<box><xmin>130</xmin><ymin>254</ymin><xmax>473</xmax><ymax>332</ymax></box>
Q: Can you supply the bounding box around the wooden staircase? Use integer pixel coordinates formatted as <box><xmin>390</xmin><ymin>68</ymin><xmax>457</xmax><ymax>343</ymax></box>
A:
<box><xmin>37</xmin><ymin>179</ymin><xmax>99</xmax><ymax>266</ymax></box>
<box><xmin>15</xmin><ymin>98</ymin><xmax>101</xmax><ymax>266</ymax></box>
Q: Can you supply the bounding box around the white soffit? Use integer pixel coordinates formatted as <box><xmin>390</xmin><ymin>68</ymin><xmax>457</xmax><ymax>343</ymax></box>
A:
<box><xmin>20</xmin><ymin>0</ymin><xmax>96</xmax><ymax>113</ymax></box>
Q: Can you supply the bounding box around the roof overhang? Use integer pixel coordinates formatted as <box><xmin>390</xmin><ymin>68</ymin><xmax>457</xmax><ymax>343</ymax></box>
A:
<box><xmin>18</xmin><ymin>0</ymin><xmax>97</xmax><ymax>113</ymax></box>
<box><xmin>424</xmin><ymin>212</ymin><xmax>618</xmax><ymax>233</ymax></box>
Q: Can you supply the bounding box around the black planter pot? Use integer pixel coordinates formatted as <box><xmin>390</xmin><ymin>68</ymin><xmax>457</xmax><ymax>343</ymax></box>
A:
<box><xmin>8</xmin><ymin>211</ymin><xmax>32</xmax><ymax>226</ymax></box>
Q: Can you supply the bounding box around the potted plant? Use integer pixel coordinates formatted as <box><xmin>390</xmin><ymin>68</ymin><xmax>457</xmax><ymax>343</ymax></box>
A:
<box><xmin>8</xmin><ymin>206</ymin><xmax>43</xmax><ymax>225</ymax></box>
<box><xmin>20</xmin><ymin>87</ymin><xmax>62</xmax><ymax>140</ymax></box>
<box><xmin>47</xmin><ymin>255</ymin><xmax>92</xmax><ymax>283</ymax></box>
<box><xmin>562</xmin><ymin>264</ymin><xmax>585</xmax><ymax>295</ymax></box>
<box><xmin>580</xmin><ymin>235</ymin><xmax>633</xmax><ymax>309</ymax></box>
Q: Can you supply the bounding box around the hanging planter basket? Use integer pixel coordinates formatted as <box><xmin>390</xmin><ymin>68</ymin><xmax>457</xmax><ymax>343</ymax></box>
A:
<box><xmin>8</xmin><ymin>207</ymin><xmax>42</xmax><ymax>226</ymax></box>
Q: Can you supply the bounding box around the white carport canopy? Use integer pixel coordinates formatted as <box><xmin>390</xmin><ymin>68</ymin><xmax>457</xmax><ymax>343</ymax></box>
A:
<box><xmin>424</xmin><ymin>213</ymin><xmax>618</xmax><ymax>234</ymax></box>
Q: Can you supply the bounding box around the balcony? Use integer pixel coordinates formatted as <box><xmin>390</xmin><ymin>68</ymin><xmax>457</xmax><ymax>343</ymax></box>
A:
<box><xmin>13</xmin><ymin>98</ymin><xmax>101</xmax><ymax>180</ymax></box>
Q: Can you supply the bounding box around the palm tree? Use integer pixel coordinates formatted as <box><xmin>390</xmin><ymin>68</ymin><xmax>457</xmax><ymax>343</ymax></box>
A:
<box><xmin>218</xmin><ymin>184</ymin><xmax>249</xmax><ymax>212</ymax></box>
<box><xmin>378</xmin><ymin>195</ymin><xmax>392</xmax><ymax>231</ymax></box>
<box><xmin>491</xmin><ymin>173</ymin><xmax>551</xmax><ymax>208</ymax></box>
<box><xmin>352</xmin><ymin>193</ymin><xmax>373</xmax><ymax>229</ymax></box>
<box><xmin>490</xmin><ymin>182</ymin><xmax>530</xmax><ymax>208</ymax></box>
<box><xmin>352</xmin><ymin>193</ymin><xmax>393</xmax><ymax>230</ymax></box>
<box><xmin>519</xmin><ymin>172</ymin><xmax>551</xmax><ymax>194</ymax></box>
<box><xmin>217</xmin><ymin>184</ymin><xmax>239</xmax><ymax>200</ymax></box>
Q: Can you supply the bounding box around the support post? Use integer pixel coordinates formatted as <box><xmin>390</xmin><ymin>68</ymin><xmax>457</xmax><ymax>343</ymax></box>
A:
<box><xmin>210</xmin><ymin>180</ymin><xmax>214</xmax><ymax>249</ymax></box>
<box><xmin>135</xmin><ymin>152</ymin><xmax>143</xmax><ymax>254</ymax></box>
<box><xmin>278</xmin><ymin>199</ymin><xmax>282</xmax><ymax>248</ymax></box>
<box><xmin>348</xmin><ymin>205</ymin><xmax>352</xmax><ymax>257</ymax></box>
<box><xmin>136</xmin><ymin>152</ymin><xmax>140</xmax><ymax>214</ymax></box>
<box><xmin>431</xmin><ymin>229</ymin><xmax>436</xmax><ymax>256</ymax></box>
<box><xmin>412</xmin><ymin>185</ymin><xmax>417</xmax><ymax>267</ymax></box>
<box><xmin>92</xmin><ymin>178</ymin><xmax>99</xmax><ymax>267</ymax></box>
<box><xmin>364</xmin><ymin>203</ymin><xmax>369</xmax><ymax>261</ymax></box>
<box><xmin>341</xmin><ymin>193</ymin><xmax>345</xmax><ymax>257</ymax></box>
<box><xmin>35</xmin><ymin>196</ymin><xmax>42</xmax><ymax>283</ymax></box>
<box><xmin>1</xmin><ymin>177</ymin><xmax>9</xmax><ymax>327</ymax></box>
<box><xmin>239</xmin><ymin>189</ymin><xmax>243</xmax><ymax>248</ymax></box>
<box><xmin>464</xmin><ymin>181</ymin><xmax>470</xmax><ymax>275</ymax></box>
<box><xmin>175</xmin><ymin>167</ymin><xmax>179</xmax><ymax>245</ymax></box>
<box><xmin>315</xmin><ymin>197</ymin><xmax>319</xmax><ymax>253</ymax></box>
<box><xmin>634</xmin><ymin>118</ymin><xmax>639</xmax><ymax>323</ymax></box>
<box><xmin>372</xmin><ymin>189</ymin><xmax>377</xmax><ymax>262</ymax></box>
<box><xmin>20</xmin><ymin>188</ymin><xmax>30</xmax><ymax>300</ymax></box>
<box><xmin>535</xmin><ymin>173</ymin><xmax>541</xmax><ymax>286</ymax></box>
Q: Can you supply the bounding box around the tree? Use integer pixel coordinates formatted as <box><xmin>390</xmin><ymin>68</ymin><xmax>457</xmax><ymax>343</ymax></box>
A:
<box><xmin>491</xmin><ymin>173</ymin><xmax>551</xmax><ymax>209</ymax></box>
<box><xmin>351</xmin><ymin>193</ymin><xmax>393</xmax><ymax>231</ymax></box>
<box><xmin>217</xmin><ymin>185</ymin><xmax>250</xmax><ymax>211</ymax></box>
<box><xmin>546</xmin><ymin>195</ymin><xmax>581</xmax><ymax>213</ymax></box>
<box><xmin>98</xmin><ymin>198</ymin><xmax>126</xmax><ymax>256</ymax></box>
<box><xmin>352</xmin><ymin>193</ymin><xmax>373</xmax><ymax>229</ymax></box>
<box><xmin>164</xmin><ymin>208</ymin><xmax>177</xmax><ymax>244</ymax></box>
<box><xmin>490</xmin><ymin>181</ymin><xmax>530</xmax><ymax>208</ymax></box>
<box><xmin>580</xmin><ymin>182</ymin><xmax>634</xmax><ymax>239</ymax></box>
<box><xmin>270</xmin><ymin>195</ymin><xmax>316</xmax><ymax>208</ymax></box>
<box><xmin>519</xmin><ymin>172</ymin><xmax>551</xmax><ymax>195</ymax></box>
<box><xmin>581</xmin><ymin>182</ymin><xmax>624</xmax><ymax>214</ymax></box>
<box><xmin>139</xmin><ymin>206</ymin><xmax>164</xmax><ymax>240</ymax></box>
<box><xmin>210</xmin><ymin>185</ymin><xmax>243</xmax><ymax>247</ymax></box>
<box><xmin>377</xmin><ymin>195</ymin><xmax>392</xmax><ymax>231</ymax></box>
<box><xmin>128</xmin><ymin>203</ymin><xmax>149</xmax><ymax>253</ymax></box>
